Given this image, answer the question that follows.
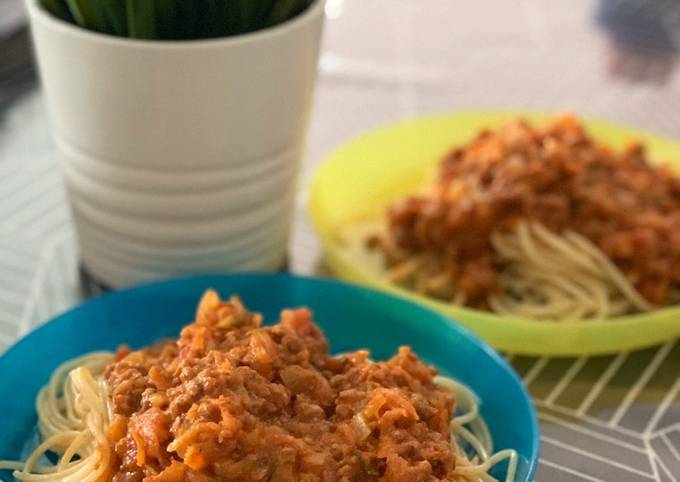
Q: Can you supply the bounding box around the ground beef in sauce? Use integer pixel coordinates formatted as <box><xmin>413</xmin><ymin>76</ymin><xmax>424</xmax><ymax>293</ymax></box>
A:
<box><xmin>379</xmin><ymin>115</ymin><xmax>680</xmax><ymax>307</ymax></box>
<box><xmin>104</xmin><ymin>290</ymin><xmax>455</xmax><ymax>482</ymax></box>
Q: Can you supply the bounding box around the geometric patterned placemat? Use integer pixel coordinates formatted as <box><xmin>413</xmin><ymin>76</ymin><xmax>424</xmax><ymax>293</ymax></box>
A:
<box><xmin>0</xmin><ymin>95</ymin><xmax>678</xmax><ymax>482</ymax></box>
<box><xmin>2</xmin><ymin>0</ymin><xmax>680</xmax><ymax>479</ymax></box>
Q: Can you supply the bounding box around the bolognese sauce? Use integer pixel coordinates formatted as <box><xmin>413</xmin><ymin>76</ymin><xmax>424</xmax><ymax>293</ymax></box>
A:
<box><xmin>105</xmin><ymin>291</ymin><xmax>455</xmax><ymax>482</ymax></box>
<box><xmin>377</xmin><ymin>115</ymin><xmax>680</xmax><ymax>307</ymax></box>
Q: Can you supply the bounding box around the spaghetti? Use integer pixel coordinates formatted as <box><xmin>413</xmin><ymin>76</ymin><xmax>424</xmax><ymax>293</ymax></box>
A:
<box><xmin>368</xmin><ymin>115</ymin><xmax>680</xmax><ymax>320</ymax></box>
<box><xmin>1</xmin><ymin>291</ymin><xmax>518</xmax><ymax>482</ymax></box>
<box><xmin>0</xmin><ymin>353</ymin><xmax>114</xmax><ymax>482</ymax></box>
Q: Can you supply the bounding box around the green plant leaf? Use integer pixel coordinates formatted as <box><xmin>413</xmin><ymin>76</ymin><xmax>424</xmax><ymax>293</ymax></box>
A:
<box><xmin>176</xmin><ymin>0</ymin><xmax>200</xmax><ymax>39</ymax></box>
<box><xmin>222</xmin><ymin>0</ymin><xmax>242</xmax><ymax>36</ymax></box>
<box><xmin>255</xmin><ymin>0</ymin><xmax>275</xmax><ymax>29</ymax></box>
<box><xmin>91</xmin><ymin>2</ymin><xmax>117</xmax><ymax>34</ymax></box>
<box><xmin>100</xmin><ymin>0</ymin><xmax>128</xmax><ymax>36</ymax></box>
<box><xmin>207</xmin><ymin>0</ymin><xmax>228</xmax><ymax>37</ymax></box>
<box><xmin>239</xmin><ymin>0</ymin><xmax>273</xmax><ymax>31</ymax></box>
<box><xmin>40</xmin><ymin>0</ymin><xmax>313</xmax><ymax>39</ymax></box>
<box><xmin>65</xmin><ymin>0</ymin><xmax>99</xmax><ymax>29</ymax></box>
<box><xmin>126</xmin><ymin>0</ymin><xmax>156</xmax><ymax>39</ymax></box>
<box><xmin>265</xmin><ymin>0</ymin><xmax>299</xmax><ymax>27</ymax></box>
<box><xmin>297</xmin><ymin>0</ymin><xmax>314</xmax><ymax>15</ymax></box>
<box><xmin>155</xmin><ymin>0</ymin><xmax>178</xmax><ymax>39</ymax></box>
<box><xmin>39</xmin><ymin>0</ymin><xmax>75</xmax><ymax>22</ymax></box>
<box><xmin>201</xmin><ymin>0</ymin><xmax>222</xmax><ymax>37</ymax></box>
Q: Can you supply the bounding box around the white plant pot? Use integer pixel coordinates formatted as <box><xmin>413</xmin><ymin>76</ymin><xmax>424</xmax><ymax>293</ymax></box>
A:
<box><xmin>24</xmin><ymin>0</ymin><xmax>325</xmax><ymax>288</ymax></box>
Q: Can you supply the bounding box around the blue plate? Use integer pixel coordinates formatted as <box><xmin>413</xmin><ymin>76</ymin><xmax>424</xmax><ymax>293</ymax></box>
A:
<box><xmin>0</xmin><ymin>274</ymin><xmax>539</xmax><ymax>481</ymax></box>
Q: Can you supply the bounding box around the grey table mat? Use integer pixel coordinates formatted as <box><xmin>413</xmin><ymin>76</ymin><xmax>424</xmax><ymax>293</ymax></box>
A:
<box><xmin>1</xmin><ymin>0</ymin><xmax>679</xmax><ymax>480</ymax></box>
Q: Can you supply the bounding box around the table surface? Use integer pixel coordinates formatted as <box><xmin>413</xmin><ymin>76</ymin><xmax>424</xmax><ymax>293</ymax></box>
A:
<box><xmin>0</xmin><ymin>1</ymin><xmax>679</xmax><ymax>481</ymax></box>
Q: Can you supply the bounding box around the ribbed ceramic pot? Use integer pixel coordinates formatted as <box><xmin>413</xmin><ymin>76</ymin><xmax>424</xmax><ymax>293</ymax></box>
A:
<box><xmin>25</xmin><ymin>0</ymin><xmax>325</xmax><ymax>287</ymax></box>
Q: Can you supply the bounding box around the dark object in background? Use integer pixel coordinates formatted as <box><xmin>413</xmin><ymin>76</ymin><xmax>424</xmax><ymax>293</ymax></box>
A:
<box><xmin>0</xmin><ymin>28</ymin><xmax>35</xmax><ymax>109</ymax></box>
<box><xmin>0</xmin><ymin>0</ymin><xmax>36</xmax><ymax>111</ymax></box>
<box><xmin>597</xmin><ymin>0</ymin><xmax>680</xmax><ymax>84</ymax></box>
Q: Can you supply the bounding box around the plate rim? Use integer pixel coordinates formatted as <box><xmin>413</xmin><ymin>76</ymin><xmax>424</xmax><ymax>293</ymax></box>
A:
<box><xmin>307</xmin><ymin>110</ymin><xmax>680</xmax><ymax>356</ymax></box>
<box><xmin>0</xmin><ymin>272</ymin><xmax>540</xmax><ymax>481</ymax></box>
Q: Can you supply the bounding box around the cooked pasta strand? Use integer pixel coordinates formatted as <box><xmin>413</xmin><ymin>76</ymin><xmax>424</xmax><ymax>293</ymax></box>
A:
<box><xmin>2</xmin><ymin>358</ymin><xmax>518</xmax><ymax>482</ymax></box>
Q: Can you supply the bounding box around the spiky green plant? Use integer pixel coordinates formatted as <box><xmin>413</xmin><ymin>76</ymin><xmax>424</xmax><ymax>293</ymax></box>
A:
<box><xmin>39</xmin><ymin>0</ymin><xmax>316</xmax><ymax>40</ymax></box>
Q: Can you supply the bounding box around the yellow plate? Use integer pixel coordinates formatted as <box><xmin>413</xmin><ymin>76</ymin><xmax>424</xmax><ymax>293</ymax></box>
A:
<box><xmin>308</xmin><ymin>112</ymin><xmax>680</xmax><ymax>356</ymax></box>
